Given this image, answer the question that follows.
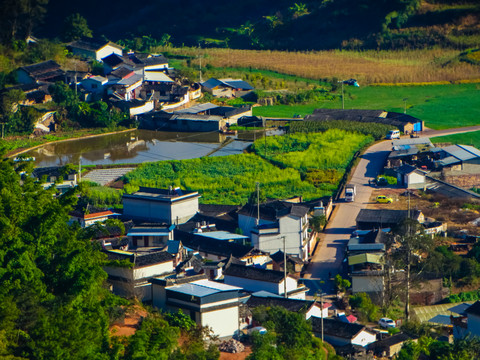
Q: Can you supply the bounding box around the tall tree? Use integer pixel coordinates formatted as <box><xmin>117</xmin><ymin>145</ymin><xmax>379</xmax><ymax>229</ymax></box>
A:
<box><xmin>388</xmin><ymin>218</ymin><xmax>433</xmax><ymax>320</ymax></box>
<box><xmin>62</xmin><ymin>13</ymin><xmax>92</xmax><ymax>42</ymax></box>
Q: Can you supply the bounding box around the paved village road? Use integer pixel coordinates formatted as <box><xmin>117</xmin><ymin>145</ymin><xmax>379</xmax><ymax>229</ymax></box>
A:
<box><xmin>303</xmin><ymin>125</ymin><xmax>480</xmax><ymax>296</ymax></box>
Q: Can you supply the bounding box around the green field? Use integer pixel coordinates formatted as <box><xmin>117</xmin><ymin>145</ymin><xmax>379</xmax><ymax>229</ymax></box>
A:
<box><xmin>431</xmin><ymin>130</ymin><xmax>480</xmax><ymax>148</ymax></box>
<box><xmin>253</xmin><ymin>83</ymin><xmax>480</xmax><ymax>130</ymax></box>
<box><xmin>124</xmin><ymin>130</ymin><xmax>372</xmax><ymax>204</ymax></box>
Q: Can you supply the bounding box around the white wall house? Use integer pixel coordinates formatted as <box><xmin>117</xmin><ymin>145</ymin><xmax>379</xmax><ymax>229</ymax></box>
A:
<box><xmin>238</xmin><ymin>201</ymin><xmax>311</xmax><ymax>261</ymax></box>
<box><xmin>104</xmin><ymin>249</ymin><xmax>174</xmax><ymax>301</ymax></box>
<box><xmin>151</xmin><ymin>277</ymin><xmax>241</xmax><ymax>337</ymax></box>
<box><xmin>311</xmin><ymin>318</ymin><xmax>376</xmax><ymax>348</ymax></box>
<box><xmin>223</xmin><ymin>263</ymin><xmax>308</xmax><ymax>300</ymax></box>
<box><xmin>69</xmin><ymin>39</ymin><xmax>123</xmax><ymax>61</ymax></box>
<box><xmin>69</xmin><ymin>210</ymin><xmax>116</xmax><ymax>228</ymax></box>
<box><xmin>123</xmin><ymin>187</ymin><xmax>200</xmax><ymax>225</ymax></box>
<box><xmin>81</xmin><ymin>76</ymin><xmax>108</xmax><ymax>94</ymax></box>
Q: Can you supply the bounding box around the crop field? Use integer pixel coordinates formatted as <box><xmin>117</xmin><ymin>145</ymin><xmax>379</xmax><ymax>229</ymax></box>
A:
<box><xmin>158</xmin><ymin>47</ymin><xmax>480</xmax><ymax>84</ymax></box>
<box><xmin>124</xmin><ymin>130</ymin><xmax>372</xmax><ymax>204</ymax></box>
<box><xmin>253</xmin><ymin>83</ymin><xmax>480</xmax><ymax>130</ymax></box>
<box><xmin>431</xmin><ymin>130</ymin><xmax>480</xmax><ymax>149</ymax></box>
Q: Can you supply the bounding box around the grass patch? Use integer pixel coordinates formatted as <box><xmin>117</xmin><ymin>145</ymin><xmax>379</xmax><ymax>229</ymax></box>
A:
<box><xmin>253</xmin><ymin>83</ymin><xmax>480</xmax><ymax>130</ymax></box>
<box><xmin>431</xmin><ymin>130</ymin><xmax>480</xmax><ymax>148</ymax></box>
<box><xmin>124</xmin><ymin>130</ymin><xmax>372</xmax><ymax>204</ymax></box>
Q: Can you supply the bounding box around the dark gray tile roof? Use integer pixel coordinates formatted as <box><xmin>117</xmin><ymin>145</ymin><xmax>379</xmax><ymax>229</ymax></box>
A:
<box><xmin>223</xmin><ymin>263</ymin><xmax>285</xmax><ymax>283</ymax></box>
<box><xmin>368</xmin><ymin>333</ymin><xmax>412</xmax><ymax>350</ymax></box>
<box><xmin>105</xmin><ymin>249</ymin><xmax>173</xmax><ymax>267</ymax></box>
<box><xmin>20</xmin><ymin>60</ymin><xmax>61</xmax><ymax>76</ymax></box>
<box><xmin>270</xmin><ymin>250</ymin><xmax>304</xmax><ymax>264</ymax></box>
<box><xmin>356</xmin><ymin>209</ymin><xmax>422</xmax><ymax>225</ymax></box>
<box><xmin>182</xmin><ymin>235</ymin><xmax>254</xmax><ymax>259</ymax></box>
<box><xmin>311</xmin><ymin>317</ymin><xmax>369</xmax><ymax>339</ymax></box>
<box><xmin>247</xmin><ymin>295</ymin><xmax>314</xmax><ymax>312</ymax></box>
<box><xmin>466</xmin><ymin>301</ymin><xmax>480</xmax><ymax>316</ymax></box>
<box><xmin>238</xmin><ymin>200</ymin><xmax>308</xmax><ymax>222</ymax></box>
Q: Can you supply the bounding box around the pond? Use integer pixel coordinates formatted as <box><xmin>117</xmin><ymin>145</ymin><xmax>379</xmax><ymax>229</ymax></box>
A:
<box><xmin>24</xmin><ymin>129</ymin><xmax>282</xmax><ymax>167</ymax></box>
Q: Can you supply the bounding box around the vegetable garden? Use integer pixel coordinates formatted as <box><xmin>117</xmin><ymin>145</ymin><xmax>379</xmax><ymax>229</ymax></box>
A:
<box><xmin>124</xmin><ymin>129</ymin><xmax>373</xmax><ymax>204</ymax></box>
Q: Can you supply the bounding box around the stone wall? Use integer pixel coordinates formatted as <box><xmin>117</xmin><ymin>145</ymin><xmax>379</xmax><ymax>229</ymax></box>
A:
<box><xmin>443</xmin><ymin>173</ymin><xmax>480</xmax><ymax>188</ymax></box>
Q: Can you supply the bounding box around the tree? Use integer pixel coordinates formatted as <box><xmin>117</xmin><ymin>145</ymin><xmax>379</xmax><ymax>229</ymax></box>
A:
<box><xmin>388</xmin><ymin>218</ymin><xmax>434</xmax><ymax>320</ymax></box>
<box><xmin>62</xmin><ymin>13</ymin><xmax>92</xmax><ymax>42</ymax></box>
<box><xmin>334</xmin><ymin>274</ymin><xmax>351</xmax><ymax>293</ymax></box>
<box><xmin>0</xmin><ymin>158</ymin><xmax>121</xmax><ymax>359</ymax></box>
<box><xmin>310</xmin><ymin>214</ymin><xmax>326</xmax><ymax>233</ymax></box>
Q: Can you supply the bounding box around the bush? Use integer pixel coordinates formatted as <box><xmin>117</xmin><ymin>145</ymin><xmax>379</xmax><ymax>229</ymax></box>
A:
<box><xmin>349</xmin><ymin>293</ymin><xmax>379</xmax><ymax>322</ymax></box>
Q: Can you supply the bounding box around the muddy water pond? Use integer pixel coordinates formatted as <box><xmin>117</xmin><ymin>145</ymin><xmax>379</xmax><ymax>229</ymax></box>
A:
<box><xmin>25</xmin><ymin>129</ymin><xmax>279</xmax><ymax>167</ymax></box>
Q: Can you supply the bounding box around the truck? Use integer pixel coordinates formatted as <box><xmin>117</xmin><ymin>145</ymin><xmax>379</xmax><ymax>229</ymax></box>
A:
<box><xmin>345</xmin><ymin>184</ymin><xmax>356</xmax><ymax>202</ymax></box>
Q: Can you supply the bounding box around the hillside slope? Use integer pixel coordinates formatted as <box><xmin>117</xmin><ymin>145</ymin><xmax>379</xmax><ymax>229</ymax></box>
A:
<box><xmin>42</xmin><ymin>0</ymin><xmax>480</xmax><ymax>50</ymax></box>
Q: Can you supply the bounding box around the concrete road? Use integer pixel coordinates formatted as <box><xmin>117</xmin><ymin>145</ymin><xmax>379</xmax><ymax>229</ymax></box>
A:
<box><xmin>303</xmin><ymin>125</ymin><xmax>480</xmax><ymax>296</ymax></box>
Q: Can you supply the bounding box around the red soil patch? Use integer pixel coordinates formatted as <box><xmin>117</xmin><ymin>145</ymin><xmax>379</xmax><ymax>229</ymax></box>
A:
<box><xmin>219</xmin><ymin>346</ymin><xmax>252</xmax><ymax>360</ymax></box>
<box><xmin>110</xmin><ymin>305</ymin><xmax>148</xmax><ymax>337</ymax></box>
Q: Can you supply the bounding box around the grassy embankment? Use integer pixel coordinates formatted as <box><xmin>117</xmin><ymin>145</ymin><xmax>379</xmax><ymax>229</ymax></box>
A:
<box><xmin>124</xmin><ymin>129</ymin><xmax>373</xmax><ymax>204</ymax></box>
<box><xmin>431</xmin><ymin>130</ymin><xmax>480</xmax><ymax>148</ymax></box>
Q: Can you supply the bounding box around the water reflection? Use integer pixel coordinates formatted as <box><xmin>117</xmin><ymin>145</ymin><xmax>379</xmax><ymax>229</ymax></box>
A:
<box><xmin>25</xmin><ymin>130</ymin><xmax>251</xmax><ymax>167</ymax></box>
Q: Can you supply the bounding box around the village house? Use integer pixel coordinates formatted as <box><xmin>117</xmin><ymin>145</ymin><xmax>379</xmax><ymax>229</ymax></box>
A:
<box><xmin>69</xmin><ymin>38</ymin><xmax>123</xmax><ymax>61</ymax></box>
<box><xmin>305</xmin><ymin>109</ymin><xmax>424</xmax><ymax>134</ymax></box>
<box><xmin>244</xmin><ymin>294</ymin><xmax>331</xmax><ymax>325</ymax></box>
<box><xmin>31</xmin><ymin>166</ymin><xmax>78</xmax><ymax>194</ymax></box>
<box><xmin>69</xmin><ymin>209</ymin><xmax>117</xmax><ymax>228</ymax></box>
<box><xmin>311</xmin><ymin>317</ymin><xmax>377</xmax><ymax>348</ymax></box>
<box><xmin>104</xmin><ymin>248</ymin><xmax>175</xmax><ymax>301</ymax></box>
<box><xmin>179</xmin><ymin>234</ymin><xmax>269</xmax><ymax>268</ymax></box>
<box><xmin>368</xmin><ymin>333</ymin><xmax>414</xmax><ymax>358</ymax></box>
<box><xmin>80</xmin><ymin>75</ymin><xmax>108</xmax><ymax>96</ymax></box>
<box><xmin>150</xmin><ymin>275</ymin><xmax>242</xmax><ymax>337</ymax></box>
<box><xmin>395</xmin><ymin>164</ymin><xmax>428</xmax><ymax>189</ymax></box>
<box><xmin>123</xmin><ymin>186</ymin><xmax>200</xmax><ymax>225</ymax></box>
<box><xmin>16</xmin><ymin>60</ymin><xmax>65</xmax><ymax>84</ymax></box>
<box><xmin>355</xmin><ymin>209</ymin><xmax>424</xmax><ymax>230</ymax></box>
<box><xmin>126</xmin><ymin>223</ymin><xmax>175</xmax><ymax>248</ymax></box>
<box><xmin>238</xmin><ymin>200</ymin><xmax>312</xmax><ymax>262</ymax></box>
<box><xmin>432</xmin><ymin>144</ymin><xmax>480</xmax><ymax>188</ymax></box>
<box><xmin>348</xmin><ymin>253</ymin><xmax>385</xmax><ymax>295</ymax></box>
<box><xmin>268</xmin><ymin>250</ymin><xmax>305</xmax><ymax>274</ymax></box>
<box><xmin>223</xmin><ymin>263</ymin><xmax>308</xmax><ymax>299</ymax></box>
<box><xmin>201</xmin><ymin>78</ymin><xmax>254</xmax><ymax>98</ymax></box>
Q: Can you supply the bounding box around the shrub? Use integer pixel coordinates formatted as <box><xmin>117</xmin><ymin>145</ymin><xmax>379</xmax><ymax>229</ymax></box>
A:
<box><xmin>349</xmin><ymin>293</ymin><xmax>379</xmax><ymax>322</ymax></box>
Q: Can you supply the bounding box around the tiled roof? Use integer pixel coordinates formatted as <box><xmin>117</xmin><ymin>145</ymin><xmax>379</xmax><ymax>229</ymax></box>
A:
<box><xmin>105</xmin><ymin>249</ymin><xmax>173</xmax><ymax>267</ymax></box>
<box><xmin>238</xmin><ymin>200</ymin><xmax>308</xmax><ymax>222</ymax></box>
<box><xmin>84</xmin><ymin>210</ymin><xmax>115</xmax><ymax>220</ymax></box>
<box><xmin>247</xmin><ymin>295</ymin><xmax>314</xmax><ymax>312</ymax></box>
<box><xmin>182</xmin><ymin>235</ymin><xmax>254</xmax><ymax>259</ymax></box>
<box><xmin>311</xmin><ymin>317</ymin><xmax>369</xmax><ymax>339</ymax></box>
<box><xmin>20</xmin><ymin>60</ymin><xmax>61</xmax><ymax>76</ymax></box>
<box><xmin>223</xmin><ymin>263</ymin><xmax>286</xmax><ymax>283</ymax></box>
<box><xmin>466</xmin><ymin>301</ymin><xmax>480</xmax><ymax>316</ymax></box>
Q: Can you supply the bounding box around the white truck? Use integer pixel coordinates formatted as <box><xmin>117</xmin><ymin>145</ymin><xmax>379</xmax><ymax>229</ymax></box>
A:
<box><xmin>345</xmin><ymin>184</ymin><xmax>356</xmax><ymax>202</ymax></box>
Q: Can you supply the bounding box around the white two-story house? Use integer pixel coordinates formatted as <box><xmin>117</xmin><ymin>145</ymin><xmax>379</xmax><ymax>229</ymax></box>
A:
<box><xmin>237</xmin><ymin>200</ymin><xmax>312</xmax><ymax>261</ymax></box>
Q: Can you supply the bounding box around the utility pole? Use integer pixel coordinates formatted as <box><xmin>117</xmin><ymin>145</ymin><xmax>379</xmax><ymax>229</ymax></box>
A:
<box><xmin>283</xmin><ymin>236</ymin><xmax>287</xmax><ymax>298</ymax></box>
<box><xmin>403</xmin><ymin>98</ymin><xmax>408</xmax><ymax>114</ymax></box>
<box><xmin>256</xmin><ymin>182</ymin><xmax>260</xmax><ymax>226</ymax></box>
<box><xmin>0</xmin><ymin>122</ymin><xmax>5</xmax><ymax>139</ymax></box>
<box><xmin>320</xmin><ymin>293</ymin><xmax>324</xmax><ymax>342</ymax></box>
<box><xmin>78</xmin><ymin>156</ymin><xmax>82</xmax><ymax>183</ymax></box>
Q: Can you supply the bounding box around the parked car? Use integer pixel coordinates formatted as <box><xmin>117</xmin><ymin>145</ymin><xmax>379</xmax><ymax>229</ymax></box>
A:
<box><xmin>376</xmin><ymin>195</ymin><xmax>393</xmax><ymax>204</ymax></box>
<box><xmin>386</xmin><ymin>130</ymin><xmax>400</xmax><ymax>139</ymax></box>
<box><xmin>379</xmin><ymin>318</ymin><xmax>396</xmax><ymax>328</ymax></box>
